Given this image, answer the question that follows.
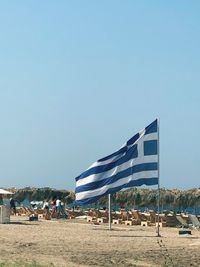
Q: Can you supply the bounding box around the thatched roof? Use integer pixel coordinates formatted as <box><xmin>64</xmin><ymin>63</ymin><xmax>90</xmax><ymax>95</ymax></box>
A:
<box><xmin>0</xmin><ymin>189</ymin><xmax>13</xmax><ymax>195</ymax></box>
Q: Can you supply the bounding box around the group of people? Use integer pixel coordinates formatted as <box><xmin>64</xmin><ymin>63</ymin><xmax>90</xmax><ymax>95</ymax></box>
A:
<box><xmin>0</xmin><ymin>195</ymin><xmax>67</xmax><ymax>219</ymax></box>
<box><xmin>42</xmin><ymin>197</ymin><xmax>67</xmax><ymax>219</ymax></box>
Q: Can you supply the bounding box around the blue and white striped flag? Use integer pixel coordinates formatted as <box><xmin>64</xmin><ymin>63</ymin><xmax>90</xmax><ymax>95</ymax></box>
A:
<box><xmin>75</xmin><ymin>119</ymin><xmax>158</xmax><ymax>205</ymax></box>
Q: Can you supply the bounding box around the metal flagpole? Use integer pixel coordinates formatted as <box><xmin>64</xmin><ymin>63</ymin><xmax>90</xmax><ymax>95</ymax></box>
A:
<box><xmin>108</xmin><ymin>194</ymin><xmax>112</xmax><ymax>230</ymax></box>
<box><xmin>157</xmin><ymin>118</ymin><xmax>161</xmax><ymax>237</ymax></box>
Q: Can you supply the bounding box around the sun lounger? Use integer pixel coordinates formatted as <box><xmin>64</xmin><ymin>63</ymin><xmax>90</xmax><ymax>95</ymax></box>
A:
<box><xmin>165</xmin><ymin>214</ymin><xmax>179</xmax><ymax>227</ymax></box>
<box><xmin>119</xmin><ymin>209</ymin><xmax>130</xmax><ymax>221</ymax></box>
<box><xmin>176</xmin><ymin>214</ymin><xmax>190</xmax><ymax>228</ymax></box>
<box><xmin>131</xmin><ymin>210</ymin><xmax>142</xmax><ymax>224</ymax></box>
<box><xmin>188</xmin><ymin>214</ymin><xmax>200</xmax><ymax>229</ymax></box>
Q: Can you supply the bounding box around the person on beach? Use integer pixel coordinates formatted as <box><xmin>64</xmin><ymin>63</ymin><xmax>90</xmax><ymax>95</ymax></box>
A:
<box><xmin>56</xmin><ymin>197</ymin><xmax>67</xmax><ymax>219</ymax></box>
<box><xmin>56</xmin><ymin>197</ymin><xmax>62</xmax><ymax>218</ymax></box>
<box><xmin>43</xmin><ymin>199</ymin><xmax>51</xmax><ymax>220</ymax></box>
<box><xmin>10</xmin><ymin>197</ymin><xmax>17</xmax><ymax>215</ymax></box>
<box><xmin>43</xmin><ymin>199</ymin><xmax>49</xmax><ymax>210</ymax></box>
<box><xmin>51</xmin><ymin>197</ymin><xmax>57</xmax><ymax>218</ymax></box>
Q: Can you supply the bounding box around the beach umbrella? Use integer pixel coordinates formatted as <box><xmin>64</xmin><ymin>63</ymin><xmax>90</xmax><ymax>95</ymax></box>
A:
<box><xmin>0</xmin><ymin>189</ymin><xmax>13</xmax><ymax>195</ymax></box>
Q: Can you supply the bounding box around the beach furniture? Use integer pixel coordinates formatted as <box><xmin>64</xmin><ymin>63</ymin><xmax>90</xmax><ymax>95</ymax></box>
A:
<box><xmin>165</xmin><ymin>213</ymin><xmax>179</xmax><ymax>227</ymax></box>
<box><xmin>16</xmin><ymin>206</ymin><xmax>32</xmax><ymax>216</ymax></box>
<box><xmin>119</xmin><ymin>209</ymin><xmax>131</xmax><ymax>221</ymax></box>
<box><xmin>188</xmin><ymin>214</ymin><xmax>200</xmax><ymax>229</ymax></box>
<box><xmin>98</xmin><ymin>209</ymin><xmax>109</xmax><ymax>219</ymax></box>
<box><xmin>142</xmin><ymin>211</ymin><xmax>157</xmax><ymax>225</ymax></box>
<box><xmin>141</xmin><ymin>221</ymin><xmax>150</xmax><ymax>227</ymax></box>
<box><xmin>87</xmin><ymin>216</ymin><xmax>97</xmax><ymax>223</ymax></box>
<box><xmin>156</xmin><ymin>222</ymin><xmax>166</xmax><ymax>228</ymax></box>
<box><xmin>176</xmin><ymin>214</ymin><xmax>190</xmax><ymax>228</ymax></box>
<box><xmin>125</xmin><ymin>220</ymin><xmax>133</xmax><ymax>226</ymax></box>
<box><xmin>131</xmin><ymin>210</ymin><xmax>142</xmax><ymax>224</ymax></box>
<box><xmin>112</xmin><ymin>219</ymin><xmax>122</xmax><ymax>224</ymax></box>
<box><xmin>148</xmin><ymin>210</ymin><xmax>156</xmax><ymax>223</ymax></box>
<box><xmin>97</xmin><ymin>217</ymin><xmax>108</xmax><ymax>223</ymax></box>
<box><xmin>181</xmin><ymin>213</ymin><xmax>190</xmax><ymax>223</ymax></box>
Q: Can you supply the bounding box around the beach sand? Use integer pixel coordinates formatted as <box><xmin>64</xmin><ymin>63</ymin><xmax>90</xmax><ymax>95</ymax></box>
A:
<box><xmin>0</xmin><ymin>216</ymin><xmax>200</xmax><ymax>267</ymax></box>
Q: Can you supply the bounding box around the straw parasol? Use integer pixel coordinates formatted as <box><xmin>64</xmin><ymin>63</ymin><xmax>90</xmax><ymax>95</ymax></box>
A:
<box><xmin>0</xmin><ymin>189</ymin><xmax>13</xmax><ymax>195</ymax></box>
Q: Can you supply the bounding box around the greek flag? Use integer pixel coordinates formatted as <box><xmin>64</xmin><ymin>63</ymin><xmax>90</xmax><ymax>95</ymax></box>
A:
<box><xmin>75</xmin><ymin>119</ymin><xmax>158</xmax><ymax>205</ymax></box>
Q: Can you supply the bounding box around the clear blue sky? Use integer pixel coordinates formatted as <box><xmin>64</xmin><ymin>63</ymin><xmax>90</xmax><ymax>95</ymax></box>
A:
<box><xmin>0</xmin><ymin>1</ymin><xmax>199</xmax><ymax>190</ymax></box>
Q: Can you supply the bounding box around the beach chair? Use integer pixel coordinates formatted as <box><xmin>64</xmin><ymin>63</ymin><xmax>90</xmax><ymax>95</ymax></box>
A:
<box><xmin>176</xmin><ymin>214</ymin><xmax>190</xmax><ymax>228</ymax></box>
<box><xmin>142</xmin><ymin>210</ymin><xmax>156</xmax><ymax>225</ymax></box>
<box><xmin>159</xmin><ymin>213</ymin><xmax>167</xmax><ymax>223</ymax></box>
<box><xmin>165</xmin><ymin>213</ymin><xmax>179</xmax><ymax>227</ymax></box>
<box><xmin>119</xmin><ymin>209</ymin><xmax>130</xmax><ymax>221</ymax></box>
<box><xmin>188</xmin><ymin>214</ymin><xmax>200</xmax><ymax>229</ymax></box>
<box><xmin>131</xmin><ymin>210</ymin><xmax>143</xmax><ymax>225</ymax></box>
<box><xmin>149</xmin><ymin>211</ymin><xmax>156</xmax><ymax>223</ymax></box>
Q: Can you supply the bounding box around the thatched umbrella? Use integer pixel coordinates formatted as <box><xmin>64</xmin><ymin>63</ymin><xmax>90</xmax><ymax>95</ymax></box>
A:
<box><xmin>0</xmin><ymin>189</ymin><xmax>13</xmax><ymax>195</ymax></box>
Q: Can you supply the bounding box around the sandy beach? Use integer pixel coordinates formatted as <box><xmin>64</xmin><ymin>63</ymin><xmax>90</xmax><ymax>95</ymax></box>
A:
<box><xmin>0</xmin><ymin>216</ymin><xmax>199</xmax><ymax>267</ymax></box>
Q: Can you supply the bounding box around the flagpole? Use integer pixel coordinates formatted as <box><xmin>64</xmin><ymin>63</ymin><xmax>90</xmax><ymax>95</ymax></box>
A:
<box><xmin>108</xmin><ymin>194</ymin><xmax>112</xmax><ymax>230</ymax></box>
<box><xmin>157</xmin><ymin>118</ymin><xmax>161</xmax><ymax>237</ymax></box>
